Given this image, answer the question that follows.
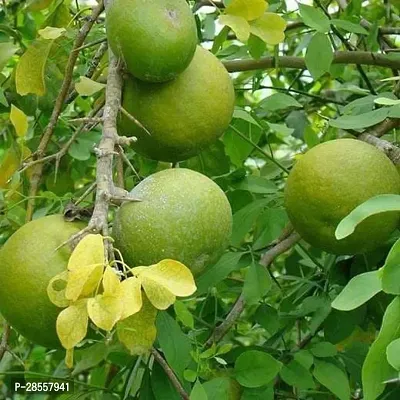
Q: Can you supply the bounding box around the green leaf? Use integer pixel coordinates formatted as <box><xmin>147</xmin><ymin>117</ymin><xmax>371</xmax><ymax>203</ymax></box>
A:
<box><xmin>195</xmin><ymin>252</ymin><xmax>244</xmax><ymax>295</ymax></box>
<box><xmin>156</xmin><ymin>312</ymin><xmax>192</xmax><ymax>379</ymax></box>
<box><xmin>374</xmin><ymin>97</ymin><xmax>400</xmax><ymax>106</ymax></box>
<box><xmin>234</xmin><ymin>350</ymin><xmax>282</xmax><ymax>388</ymax></box>
<box><xmin>305</xmin><ymin>33</ymin><xmax>333</xmax><ymax>80</ymax></box>
<box><xmin>202</xmin><ymin>377</ymin><xmax>241</xmax><ymax>400</ymax></box>
<box><xmin>243</xmin><ymin>262</ymin><xmax>272</xmax><ymax>305</ymax></box>
<box><xmin>330</xmin><ymin>19</ymin><xmax>368</xmax><ymax>35</ymax></box>
<box><xmin>260</xmin><ymin>93</ymin><xmax>302</xmax><ymax>111</ymax></box>
<box><xmin>38</xmin><ymin>26</ymin><xmax>66</xmax><ymax>40</ymax></box>
<box><xmin>240</xmin><ymin>386</ymin><xmax>274</xmax><ymax>400</ymax></box>
<box><xmin>294</xmin><ymin>350</ymin><xmax>314</xmax><ymax>370</ymax></box>
<box><xmin>234</xmin><ymin>176</ymin><xmax>278</xmax><ymax>194</ymax></box>
<box><xmin>72</xmin><ymin>343</ymin><xmax>109</xmax><ymax>376</ymax></box>
<box><xmin>0</xmin><ymin>42</ymin><xmax>18</xmax><ymax>71</ymax></box>
<box><xmin>16</xmin><ymin>39</ymin><xmax>53</xmax><ymax>96</ymax></box>
<box><xmin>362</xmin><ymin>296</ymin><xmax>400</xmax><ymax>400</ymax></box>
<box><xmin>190</xmin><ymin>380</ymin><xmax>208</xmax><ymax>400</ymax></box>
<box><xmin>329</xmin><ymin>108</ymin><xmax>389</xmax><ymax>129</ymax></box>
<box><xmin>219</xmin><ymin>15</ymin><xmax>250</xmax><ymax>42</ymax></box>
<box><xmin>382</xmin><ymin>238</ymin><xmax>400</xmax><ymax>295</ymax></box>
<box><xmin>313</xmin><ymin>360</ymin><xmax>350</xmax><ymax>400</ymax></box>
<box><xmin>304</xmin><ymin>126</ymin><xmax>320</xmax><ymax>148</ymax></box>
<box><xmin>310</xmin><ymin>342</ymin><xmax>337</xmax><ymax>358</ymax></box>
<box><xmin>75</xmin><ymin>76</ymin><xmax>106</xmax><ymax>97</ymax></box>
<box><xmin>151</xmin><ymin>361</ymin><xmax>181</xmax><ymax>400</ymax></box>
<box><xmin>255</xmin><ymin>304</ymin><xmax>279</xmax><ymax>336</ymax></box>
<box><xmin>174</xmin><ymin>300</ymin><xmax>194</xmax><ymax>329</ymax></box>
<box><xmin>299</xmin><ymin>4</ymin><xmax>330</xmax><ymax>33</ymax></box>
<box><xmin>331</xmin><ymin>271</ymin><xmax>382</xmax><ymax>311</ymax></box>
<box><xmin>387</xmin><ymin>338</ymin><xmax>400</xmax><ymax>371</ymax></box>
<box><xmin>335</xmin><ymin>194</ymin><xmax>400</xmax><ymax>240</ymax></box>
<box><xmin>280</xmin><ymin>360</ymin><xmax>316</xmax><ymax>390</ymax></box>
<box><xmin>247</xmin><ymin>34</ymin><xmax>266</xmax><ymax>59</ymax></box>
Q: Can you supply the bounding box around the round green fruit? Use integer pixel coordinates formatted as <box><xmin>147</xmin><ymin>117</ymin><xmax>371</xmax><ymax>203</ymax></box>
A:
<box><xmin>112</xmin><ymin>168</ymin><xmax>232</xmax><ymax>276</ymax></box>
<box><xmin>119</xmin><ymin>46</ymin><xmax>235</xmax><ymax>162</ymax></box>
<box><xmin>284</xmin><ymin>139</ymin><xmax>400</xmax><ymax>254</ymax></box>
<box><xmin>0</xmin><ymin>215</ymin><xmax>84</xmax><ymax>348</ymax></box>
<box><xmin>106</xmin><ymin>0</ymin><xmax>197</xmax><ymax>82</ymax></box>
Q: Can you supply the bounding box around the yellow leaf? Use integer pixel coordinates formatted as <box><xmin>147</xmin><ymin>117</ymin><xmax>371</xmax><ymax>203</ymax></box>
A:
<box><xmin>56</xmin><ymin>299</ymin><xmax>88</xmax><ymax>349</ymax></box>
<box><xmin>75</xmin><ymin>76</ymin><xmax>106</xmax><ymax>97</ymax></box>
<box><xmin>68</xmin><ymin>234</ymin><xmax>105</xmax><ymax>271</ymax></box>
<box><xmin>65</xmin><ymin>264</ymin><xmax>104</xmax><ymax>301</ymax></box>
<box><xmin>250</xmin><ymin>13</ymin><xmax>287</xmax><ymax>45</ymax></box>
<box><xmin>117</xmin><ymin>296</ymin><xmax>157</xmax><ymax>355</ymax></box>
<box><xmin>10</xmin><ymin>105</ymin><xmax>28</xmax><ymax>137</ymax></box>
<box><xmin>219</xmin><ymin>15</ymin><xmax>250</xmax><ymax>42</ymax></box>
<box><xmin>65</xmin><ymin>348</ymin><xmax>74</xmax><ymax>369</ymax></box>
<box><xmin>103</xmin><ymin>267</ymin><xmax>120</xmax><ymax>295</ymax></box>
<box><xmin>226</xmin><ymin>0</ymin><xmax>268</xmax><ymax>21</ymax></box>
<box><xmin>140</xmin><ymin>276</ymin><xmax>176</xmax><ymax>310</ymax></box>
<box><xmin>133</xmin><ymin>260</ymin><xmax>197</xmax><ymax>297</ymax></box>
<box><xmin>0</xmin><ymin>146</ymin><xmax>19</xmax><ymax>188</ymax></box>
<box><xmin>119</xmin><ymin>277</ymin><xmax>143</xmax><ymax>320</ymax></box>
<box><xmin>87</xmin><ymin>294</ymin><xmax>122</xmax><ymax>331</ymax></box>
<box><xmin>16</xmin><ymin>39</ymin><xmax>53</xmax><ymax>96</ymax></box>
<box><xmin>38</xmin><ymin>26</ymin><xmax>66</xmax><ymax>40</ymax></box>
<box><xmin>47</xmin><ymin>270</ymin><xmax>70</xmax><ymax>308</ymax></box>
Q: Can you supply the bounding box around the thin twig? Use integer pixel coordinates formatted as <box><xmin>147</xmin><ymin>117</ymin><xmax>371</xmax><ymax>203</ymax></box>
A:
<box><xmin>151</xmin><ymin>348</ymin><xmax>189</xmax><ymax>400</ymax></box>
<box><xmin>0</xmin><ymin>323</ymin><xmax>11</xmax><ymax>362</ymax></box>
<box><xmin>25</xmin><ymin>0</ymin><xmax>105</xmax><ymax>222</ymax></box>
<box><xmin>119</xmin><ymin>106</ymin><xmax>152</xmax><ymax>136</ymax></box>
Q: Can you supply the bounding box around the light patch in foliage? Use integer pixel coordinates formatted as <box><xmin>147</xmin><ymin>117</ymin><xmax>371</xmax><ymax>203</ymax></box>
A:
<box><xmin>10</xmin><ymin>105</ymin><xmax>28</xmax><ymax>137</ymax></box>
<box><xmin>225</xmin><ymin>0</ymin><xmax>268</xmax><ymax>21</ymax></box>
<box><xmin>87</xmin><ymin>294</ymin><xmax>123</xmax><ymax>331</ymax></box>
<box><xmin>56</xmin><ymin>299</ymin><xmax>88</xmax><ymax>349</ymax></box>
<box><xmin>16</xmin><ymin>39</ymin><xmax>53</xmax><ymax>96</ymax></box>
<box><xmin>250</xmin><ymin>13</ymin><xmax>287</xmax><ymax>45</ymax></box>
<box><xmin>119</xmin><ymin>277</ymin><xmax>143</xmax><ymax>319</ymax></box>
<box><xmin>0</xmin><ymin>42</ymin><xmax>18</xmax><ymax>71</ymax></box>
<box><xmin>117</xmin><ymin>296</ymin><xmax>157</xmax><ymax>355</ymax></box>
<box><xmin>38</xmin><ymin>26</ymin><xmax>66</xmax><ymax>40</ymax></box>
<box><xmin>47</xmin><ymin>270</ymin><xmax>70</xmax><ymax>308</ymax></box>
<box><xmin>0</xmin><ymin>146</ymin><xmax>20</xmax><ymax>188</ymax></box>
<box><xmin>68</xmin><ymin>234</ymin><xmax>105</xmax><ymax>271</ymax></box>
<box><xmin>219</xmin><ymin>15</ymin><xmax>250</xmax><ymax>42</ymax></box>
<box><xmin>75</xmin><ymin>76</ymin><xmax>106</xmax><ymax>97</ymax></box>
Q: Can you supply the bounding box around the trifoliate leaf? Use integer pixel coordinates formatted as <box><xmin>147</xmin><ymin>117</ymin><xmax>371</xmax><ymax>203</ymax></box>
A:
<box><xmin>75</xmin><ymin>76</ymin><xmax>106</xmax><ymax>97</ymax></box>
<box><xmin>219</xmin><ymin>15</ymin><xmax>250</xmax><ymax>42</ymax></box>
<box><xmin>47</xmin><ymin>270</ymin><xmax>70</xmax><ymax>308</ymax></box>
<box><xmin>38</xmin><ymin>26</ymin><xmax>66</xmax><ymax>40</ymax></box>
<box><xmin>68</xmin><ymin>234</ymin><xmax>105</xmax><ymax>271</ymax></box>
<box><xmin>65</xmin><ymin>348</ymin><xmax>74</xmax><ymax>369</ymax></box>
<box><xmin>117</xmin><ymin>296</ymin><xmax>157</xmax><ymax>355</ymax></box>
<box><xmin>56</xmin><ymin>299</ymin><xmax>88</xmax><ymax>349</ymax></box>
<box><xmin>132</xmin><ymin>260</ymin><xmax>197</xmax><ymax>297</ymax></box>
<box><xmin>65</xmin><ymin>264</ymin><xmax>104</xmax><ymax>301</ymax></box>
<box><xmin>103</xmin><ymin>267</ymin><xmax>120</xmax><ymax>295</ymax></box>
<box><xmin>119</xmin><ymin>277</ymin><xmax>143</xmax><ymax>320</ymax></box>
<box><xmin>225</xmin><ymin>0</ymin><xmax>268</xmax><ymax>21</ymax></box>
<box><xmin>87</xmin><ymin>294</ymin><xmax>123</xmax><ymax>331</ymax></box>
<box><xmin>140</xmin><ymin>277</ymin><xmax>176</xmax><ymax>310</ymax></box>
<box><xmin>10</xmin><ymin>105</ymin><xmax>28</xmax><ymax>137</ymax></box>
<box><xmin>249</xmin><ymin>13</ymin><xmax>286</xmax><ymax>45</ymax></box>
<box><xmin>16</xmin><ymin>39</ymin><xmax>53</xmax><ymax>96</ymax></box>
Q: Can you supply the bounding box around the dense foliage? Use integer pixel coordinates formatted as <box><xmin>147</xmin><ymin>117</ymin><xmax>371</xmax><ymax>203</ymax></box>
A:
<box><xmin>2</xmin><ymin>0</ymin><xmax>400</xmax><ymax>399</ymax></box>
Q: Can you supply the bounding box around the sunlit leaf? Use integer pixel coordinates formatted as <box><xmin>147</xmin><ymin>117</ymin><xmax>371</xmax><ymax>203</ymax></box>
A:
<box><xmin>87</xmin><ymin>294</ymin><xmax>122</xmax><ymax>331</ymax></box>
<box><xmin>10</xmin><ymin>105</ymin><xmax>28</xmax><ymax>137</ymax></box>
<box><xmin>119</xmin><ymin>277</ymin><xmax>143</xmax><ymax>320</ymax></box>
<box><xmin>16</xmin><ymin>39</ymin><xmax>53</xmax><ymax>96</ymax></box>
<box><xmin>117</xmin><ymin>296</ymin><xmax>157</xmax><ymax>355</ymax></box>
<box><xmin>47</xmin><ymin>270</ymin><xmax>70</xmax><ymax>308</ymax></box>
<box><xmin>219</xmin><ymin>15</ymin><xmax>250</xmax><ymax>42</ymax></box>
<box><xmin>0</xmin><ymin>146</ymin><xmax>20</xmax><ymax>188</ymax></box>
<box><xmin>68</xmin><ymin>234</ymin><xmax>105</xmax><ymax>271</ymax></box>
<box><xmin>249</xmin><ymin>13</ymin><xmax>286</xmax><ymax>45</ymax></box>
<box><xmin>140</xmin><ymin>276</ymin><xmax>176</xmax><ymax>310</ymax></box>
<box><xmin>65</xmin><ymin>348</ymin><xmax>74</xmax><ymax>369</ymax></box>
<box><xmin>38</xmin><ymin>26</ymin><xmax>66</xmax><ymax>40</ymax></box>
<box><xmin>102</xmin><ymin>266</ymin><xmax>120</xmax><ymax>295</ymax></box>
<box><xmin>225</xmin><ymin>0</ymin><xmax>268</xmax><ymax>21</ymax></box>
<box><xmin>382</xmin><ymin>238</ymin><xmax>400</xmax><ymax>294</ymax></box>
<box><xmin>75</xmin><ymin>76</ymin><xmax>106</xmax><ymax>97</ymax></box>
<box><xmin>0</xmin><ymin>42</ymin><xmax>18</xmax><ymax>71</ymax></box>
<box><xmin>56</xmin><ymin>299</ymin><xmax>88</xmax><ymax>349</ymax></box>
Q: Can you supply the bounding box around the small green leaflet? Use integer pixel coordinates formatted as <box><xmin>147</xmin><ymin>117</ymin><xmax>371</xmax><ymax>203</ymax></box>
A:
<box><xmin>329</xmin><ymin>108</ymin><xmax>389</xmax><ymax>130</ymax></box>
<box><xmin>335</xmin><ymin>194</ymin><xmax>400</xmax><ymax>240</ymax></box>
<box><xmin>305</xmin><ymin>33</ymin><xmax>333</xmax><ymax>80</ymax></box>
<box><xmin>299</xmin><ymin>4</ymin><xmax>330</xmax><ymax>33</ymax></box>
<box><xmin>260</xmin><ymin>93</ymin><xmax>302</xmax><ymax>111</ymax></box>
<box><xmin>243</xmin><ymin>262</ymin><xmax>272</xmax><ymax>305</ymax></box>
<box><xmin>189</xmin><ymin>380</ymin><xmax>208</xmax><ymax>400</ymax></box>
<box><xmin>330</xmin><ymin>19</ymin><xmax>368</xmax><ymax>35</ymax></box>
<box><xmin>387</xmin><ymin>338</ymin><xmax>400</xmax><ymax>371</ymax></box>
<box><xmin>331</xmin><ymin>270</ymin><xmax>382</xmax><ymax>311</ymax></box>
<box><xmin>382</xmin><ymin>238</ymin><xmax>400</xmax><ymax>294</ymax></box>
<box><xmin>362</xmin><ymin>296</ymin><xmax>400</xmax><ymax>400</ymax></box>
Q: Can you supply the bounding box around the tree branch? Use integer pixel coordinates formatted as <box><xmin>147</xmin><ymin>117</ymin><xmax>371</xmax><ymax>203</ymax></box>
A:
<box><xmin>151</xmin><ymin>348</ymin><xmax>189</xmax><ymax>400</ymax></box>
<box><xmin>223</xmin><ymin>51</ymin><xmax>400</xmax><ymax>73</ymax></box>
<box><xmin>205</xmin><ymin>232</ymin><xmax>301</xmax><ymax>347</ymax></box>
<box><xmin>25</xmin><ymin>0</ymin><xmax>105</xmax><ymax>222</ymax></box>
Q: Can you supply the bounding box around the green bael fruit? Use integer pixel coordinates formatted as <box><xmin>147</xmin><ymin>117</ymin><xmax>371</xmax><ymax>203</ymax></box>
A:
<box><xmin>106</xmin><ymin>0</ymin><xmax>197</xmax><ymax>82</ymax></box>
<box><xmin>119</xmin><ymin>46</ymin><xmax>235</xmax><ymax>162</ymax></box>
<box><xmin>0</xmin><ymin>215</ymin><xmax>84</xmax><ymax>348</ymax></box>
<box><xmin>284</xmin><ymin>139</ymin><xmax>400</xmax><ymax>255</ymax></box>
<box><xmin>112</xmin><ymin>168</ymin><xmax>232</xmax><ymax>276</ymax></box>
